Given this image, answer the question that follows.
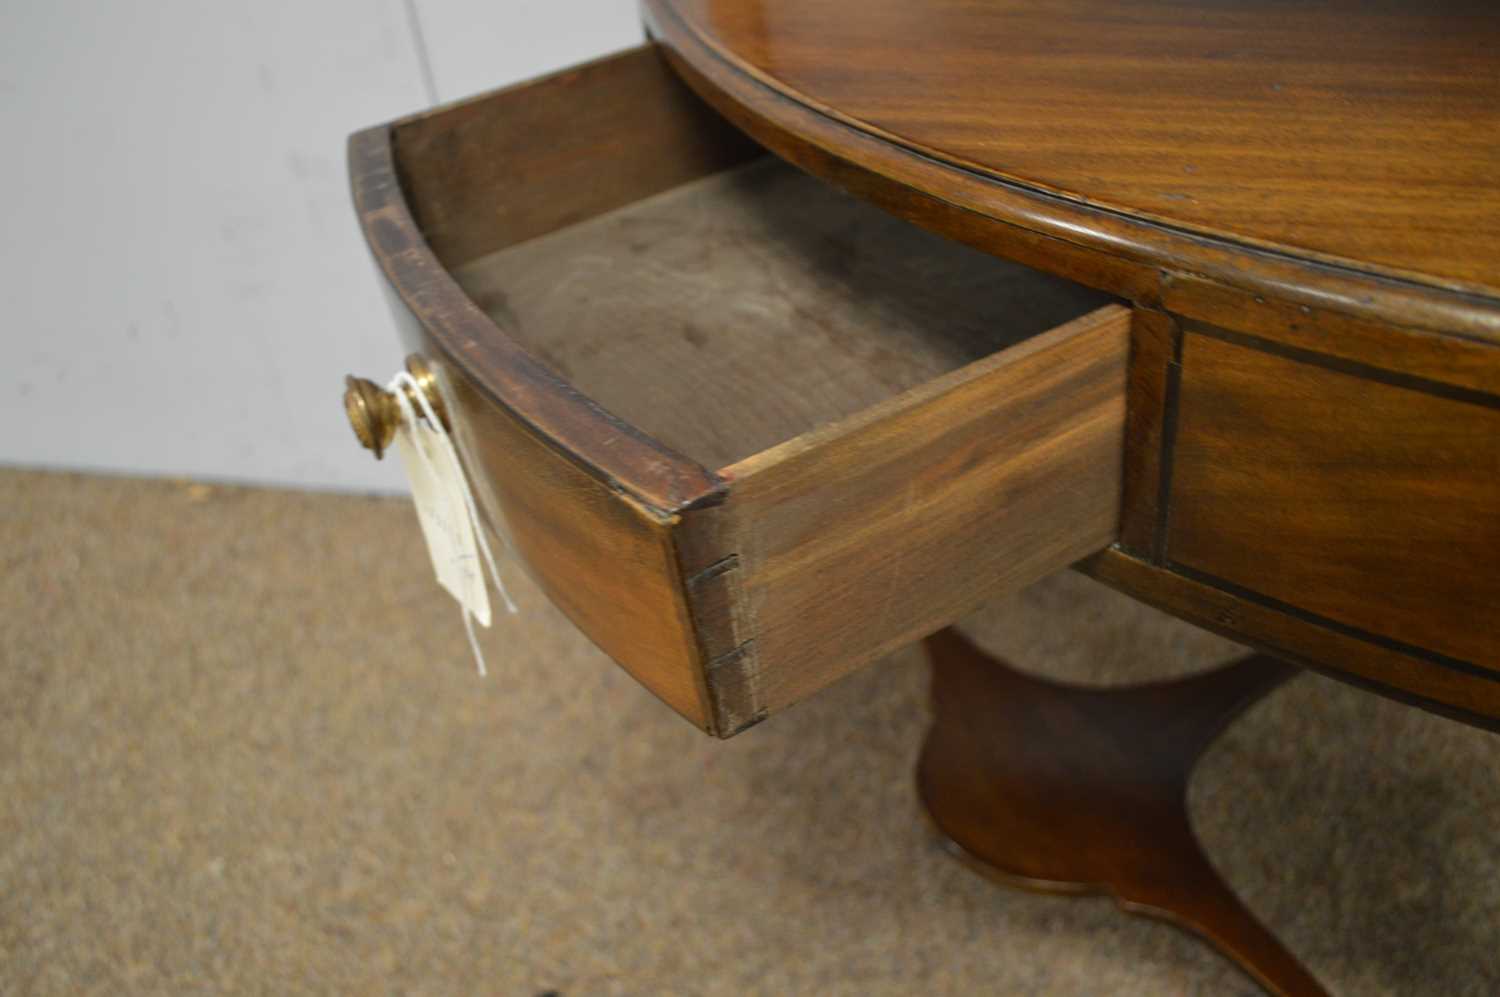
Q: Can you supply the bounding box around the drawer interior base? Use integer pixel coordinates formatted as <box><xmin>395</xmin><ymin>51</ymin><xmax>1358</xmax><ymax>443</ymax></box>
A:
<box><xmin>454</xmin><ymin>159</ymin><xmax>1113</xmax><ymax>470</ymax></box>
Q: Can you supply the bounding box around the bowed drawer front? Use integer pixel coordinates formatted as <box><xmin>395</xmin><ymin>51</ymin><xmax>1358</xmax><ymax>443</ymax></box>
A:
<box><xmin>350</xmin><ymin>44</ymin><xmax>1129</xmax><ymax>736</ymax></box>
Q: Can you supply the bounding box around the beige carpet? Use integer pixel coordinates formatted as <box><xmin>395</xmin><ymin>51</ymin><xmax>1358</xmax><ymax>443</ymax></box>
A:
<box><xmin>2</xmin><ymin>469</ymin><xmax>1496</xmax><ymax>995</ymax></box>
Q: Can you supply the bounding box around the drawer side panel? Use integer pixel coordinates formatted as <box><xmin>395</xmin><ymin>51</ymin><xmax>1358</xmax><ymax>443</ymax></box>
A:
<box><xmin>442</xmin><ymin>354</ymin><xmax>713</xmax><ymax>731</ymax></box>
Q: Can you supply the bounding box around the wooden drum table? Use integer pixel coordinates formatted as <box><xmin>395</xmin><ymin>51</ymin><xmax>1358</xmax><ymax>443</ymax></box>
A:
<box><xmin>343</xmin><ymin>3</ymin><xmax>1500</xmax><ymax>993</ymax></box>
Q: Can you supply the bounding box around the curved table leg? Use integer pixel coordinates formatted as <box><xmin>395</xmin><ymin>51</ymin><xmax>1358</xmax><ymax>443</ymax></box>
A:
<box><xmin>918</xmin><ymin>627</ymin><xmax>1328</xmax><ymax>997</ymax></box>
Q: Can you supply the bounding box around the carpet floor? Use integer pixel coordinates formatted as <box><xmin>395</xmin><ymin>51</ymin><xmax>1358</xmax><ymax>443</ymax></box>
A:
<box><xmin>2</xmin><ymin>469</ymin><xmax>1496</xmax><ymax>995</ymax></box>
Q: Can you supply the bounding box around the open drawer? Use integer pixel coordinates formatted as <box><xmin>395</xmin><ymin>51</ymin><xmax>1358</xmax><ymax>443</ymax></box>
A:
<box><xmin>349</xmin><ymin>44</ymin><xmax>1129</xmax><ymax>736</ymax></box>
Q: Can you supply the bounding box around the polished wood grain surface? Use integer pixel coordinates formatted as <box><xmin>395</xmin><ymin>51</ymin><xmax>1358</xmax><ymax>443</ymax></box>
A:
<box><xmin>660</xmin><ymin>0</ymin><xmax>1500</xmax><ymax>299</ymax></box>
<box><xmin>1169</xmin><ymin>327</ymin><xmax>1500</xmax><ymax>671</ymax></box>
<box><xmin>681</xmin><ymin>306</ymin><xmax>1128</xmax><ymax>730</ymax></box>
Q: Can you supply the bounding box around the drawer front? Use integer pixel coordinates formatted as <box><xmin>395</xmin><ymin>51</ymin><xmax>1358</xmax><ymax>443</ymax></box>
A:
<box><xmin>1167</xmin><ymin>324</ymin><xmax>1500</xmax><ymax>672</ymax></box>
<box><xmin>352</xmin><ymin>44</ymin><xmax>1129</xmax><ymax>736</ymax></box>
<box><xmin>678</xmin><ymin>309</ymin><xmax>1127</xmax><ymax>731</ymax></box>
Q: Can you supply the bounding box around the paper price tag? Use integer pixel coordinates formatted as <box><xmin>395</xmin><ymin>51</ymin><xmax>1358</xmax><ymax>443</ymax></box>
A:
<box><xmin>386</xmin><ymin>371</ymin><xmax>516</xmax><ymax>675</ymax></box>
<box><xmin>393</xmin><ymin>416</ymin><xmax>491</xmax><ymax>627</ymax></box>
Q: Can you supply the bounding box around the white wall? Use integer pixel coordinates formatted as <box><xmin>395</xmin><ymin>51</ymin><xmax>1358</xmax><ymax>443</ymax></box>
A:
<box><xmin>414</xmin><ymin>0</ymin><xmax>644</xmax><ymax>102</ymax></box>
<box><xmin>0</xmin><ymin>1</ymin><xmax>642</xmax><ymax>493</ymax></box>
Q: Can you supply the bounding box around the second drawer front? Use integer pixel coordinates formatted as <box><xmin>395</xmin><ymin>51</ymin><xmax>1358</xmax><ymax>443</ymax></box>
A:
<box><xmin>1167</xmin><ymin>323</ymin><xmax>1500</xmax><ymax>673</ymax></box>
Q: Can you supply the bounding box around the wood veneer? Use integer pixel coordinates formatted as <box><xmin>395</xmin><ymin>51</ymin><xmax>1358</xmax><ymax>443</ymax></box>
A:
<box><xmin>657</xmin><ymin>0</ymin><xmax>1500</xmax><ymax>303</ymax></box>
<box><xmin>1169</xmin><ymin>328</ymin><xmax>1500</xmax><ymax>671</ymax></box>
<box><xmin>684</xmin><ymin>307</ymin><xmax>1128</xmax><ymax>729</ymax></box>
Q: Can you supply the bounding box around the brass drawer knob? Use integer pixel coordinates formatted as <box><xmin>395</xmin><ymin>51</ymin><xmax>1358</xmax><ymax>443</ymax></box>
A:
<box><xmin>342</xmin><ymin>354</ymin><xmax>450</xmax><ymax>459</ymax></box>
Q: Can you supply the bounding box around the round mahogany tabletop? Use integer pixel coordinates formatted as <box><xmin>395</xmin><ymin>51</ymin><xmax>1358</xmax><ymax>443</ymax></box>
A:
<box><xmin>647</xmin><ymin>0</ymin><xmax>1500</xmax><ymax>330</ymax></box>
